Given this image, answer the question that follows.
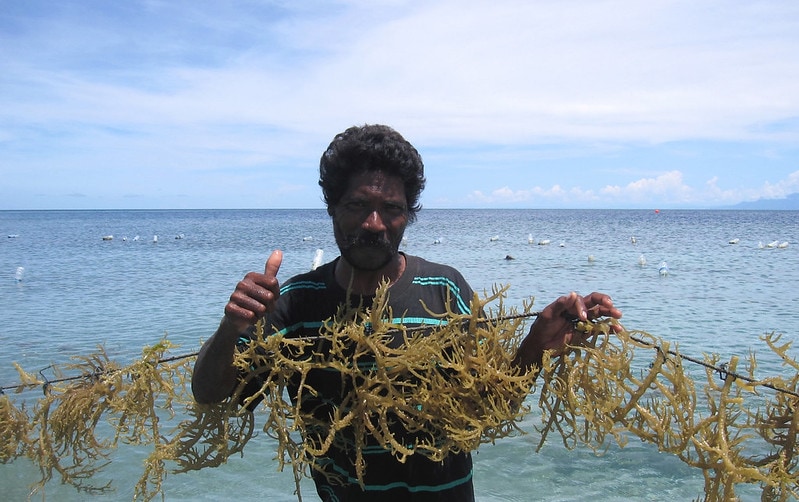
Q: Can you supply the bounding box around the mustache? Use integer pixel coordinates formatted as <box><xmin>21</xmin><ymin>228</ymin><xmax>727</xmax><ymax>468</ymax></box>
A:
<box><xmin>340</xmin><ymin>232</ymin><xmax>392</xmax><ymax>250</ymax></box>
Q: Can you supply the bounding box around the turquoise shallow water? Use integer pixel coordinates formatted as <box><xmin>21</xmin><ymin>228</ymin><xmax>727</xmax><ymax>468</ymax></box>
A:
<box><xmin>1</xmin><ymin>208</ymin><xmax>797</xmax><ymax>501</ymax></box>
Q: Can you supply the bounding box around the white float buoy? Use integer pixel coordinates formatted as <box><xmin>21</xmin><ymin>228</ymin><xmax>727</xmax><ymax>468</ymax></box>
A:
<box><xmin>658</xmin><ymin>261</ymin><xmax>669</xmax><ymax>276</ymax></box>
<box><xmin>15</xmin><ymin>266</ymin><xmax>24</xmax><ymax>282</ymax></box>
<box><xmin>638</xmin><ymin>254</ymin><xmax>647</xmax><ymax>267</ymax></box>
<box><xmin>311</xmin><ymin>249</ymin><xmax>324</xmax><ymax>270</ymax></box>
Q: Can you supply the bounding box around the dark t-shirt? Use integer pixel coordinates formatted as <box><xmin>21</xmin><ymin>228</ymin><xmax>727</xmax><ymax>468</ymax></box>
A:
<box><xmin>238</xmin><ymin>254</ymin><xmax>477</xmax><ymax>501</ymax></box>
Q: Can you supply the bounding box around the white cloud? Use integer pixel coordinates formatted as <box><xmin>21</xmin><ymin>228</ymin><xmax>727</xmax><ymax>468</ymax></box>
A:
<box><xmin>600</xmin><ymin>170</ymin><xmax>693</xmax><ymax>203</ymax></box>
<box><xmin>2</xmin><ymin>0</ymin><xmax>798</xmax><ymax>209</ymax></box>
<box><xmin>758</xmin><ymin>170</ymin><xmax>799</xmax><ymax>199</ymax></box>
<box><xmin>5</xmin><ymin>0</ymin><xmax>799</xmax><ymax>145</ymax></box>
<box><xmin>468</xmin><ymin>184</ymin><xmax>602</xmax><ymax>206</ymax></box>
<box><xmin>465</xmin><ymin>169</ymin><xmax>799</xmax><ymax>209</ymax></box>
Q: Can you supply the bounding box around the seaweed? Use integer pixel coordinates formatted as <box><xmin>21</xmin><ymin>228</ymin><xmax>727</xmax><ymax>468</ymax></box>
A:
<box><xmin>1</xmin><ymin>284</ymin><xmax>799</xmax><ymax>501</ymax></box>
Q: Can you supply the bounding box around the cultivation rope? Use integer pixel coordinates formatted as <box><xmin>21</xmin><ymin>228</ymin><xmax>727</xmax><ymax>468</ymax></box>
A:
<box><xmin>1</xmin><ymin>313</ymin><xmax>796</xmax><ymax>399</ymax></box>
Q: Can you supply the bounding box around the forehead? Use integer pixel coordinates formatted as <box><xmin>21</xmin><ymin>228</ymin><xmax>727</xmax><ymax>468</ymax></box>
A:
<box><xmin>343</xmin><ymin>170</ymin><xmax>406</xmax><ymax>201</ymax></box>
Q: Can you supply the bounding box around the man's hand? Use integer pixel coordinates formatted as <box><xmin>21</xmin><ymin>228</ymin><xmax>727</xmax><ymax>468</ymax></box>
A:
<box><xmin>514</xmin><ymin>291</ymin><xmax>622</xmax><ymax>370</ymax></box>
<box><xmin>224</xmin><ymin>250</ymin><xmax>283</xmax><ymax>332</ymax></box>
<box><xmin>192</xmin><ymin>250</ymin><xmax>284</xmax><ymax>403</ymax></box>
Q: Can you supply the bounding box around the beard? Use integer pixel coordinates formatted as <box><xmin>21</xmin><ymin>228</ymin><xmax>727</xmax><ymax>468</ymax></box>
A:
<box><xmin>336</xmin><ymin>230</ymin><xmax>400</xmax><ymax>271</ymax></box>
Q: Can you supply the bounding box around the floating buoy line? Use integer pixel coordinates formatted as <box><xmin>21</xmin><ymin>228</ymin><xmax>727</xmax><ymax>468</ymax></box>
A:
<box><xmin>2</xmin><ymin>283</ymin><xmax>799</xmax><ymax>502</ymax></box>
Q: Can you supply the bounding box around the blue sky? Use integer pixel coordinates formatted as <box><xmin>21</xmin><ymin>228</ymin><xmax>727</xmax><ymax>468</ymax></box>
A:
<box><xmin>1</xmin><ymin>0</ymin><xmax>798</xmax><ymax>210</ymax></box>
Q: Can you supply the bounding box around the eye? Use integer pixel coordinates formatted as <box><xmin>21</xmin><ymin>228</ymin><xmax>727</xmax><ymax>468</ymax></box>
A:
<box><xmin>383</xmin><ymin>203</ymin><xmax>407</xmax><ymax>217</ymax></box>
<box><xmin>344</xmin><ymin>201</ymin><xmax>368</xmax><ymax>212</ymax></box>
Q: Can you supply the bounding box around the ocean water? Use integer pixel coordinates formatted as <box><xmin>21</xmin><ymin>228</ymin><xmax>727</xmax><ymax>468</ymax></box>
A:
<box><xmin>1</xmin><ymin>208</ymin><xmax>797</xmax><ymax>501</ymax></box>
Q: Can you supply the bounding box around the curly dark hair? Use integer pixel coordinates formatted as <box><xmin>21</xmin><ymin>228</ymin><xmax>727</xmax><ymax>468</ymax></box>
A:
<box><xmin>319</xmin><ymin>124</ymin><xmax>426</xmax><ymax>222</ymax></box>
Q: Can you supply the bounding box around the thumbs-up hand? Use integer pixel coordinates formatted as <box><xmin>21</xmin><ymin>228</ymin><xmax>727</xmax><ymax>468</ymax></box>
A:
<box><xmin>224</xmin><ymin>250</ymin><xmax>283</xmax><ymax>332</ymax></box>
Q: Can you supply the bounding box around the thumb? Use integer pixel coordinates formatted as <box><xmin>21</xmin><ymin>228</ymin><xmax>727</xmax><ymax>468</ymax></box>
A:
<box><xmin>265</xmin><ymin>249</ymin><xmax>283</xmax><ymax>278</ymax></box>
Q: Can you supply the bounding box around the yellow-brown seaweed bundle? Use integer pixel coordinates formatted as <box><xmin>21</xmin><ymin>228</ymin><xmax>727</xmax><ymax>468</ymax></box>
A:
<box><xmin>233</xmin><ymin>283</ymin><xmax>536</xmax><ymax>488</ymax></box>
<box><xmin>1</xmin><ymin>284</ymin><xmax>799</xmax><ymax>501</ymax></box>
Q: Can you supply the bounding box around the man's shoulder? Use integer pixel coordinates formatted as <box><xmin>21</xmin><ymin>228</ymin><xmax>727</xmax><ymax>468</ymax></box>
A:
<box><xmin>406</xmin><ymin>254</ymin><xmax>464</xmax><ymax>278</ymax></box>
<box><xmin>404</xmin><ymin>255</ymin><xmax>470</xmax><ymax>291</ymax></box>
<box><xmin>401</xmin><ymin>255</ymin><xmax>474</xmax><ymax>314</ymax></box>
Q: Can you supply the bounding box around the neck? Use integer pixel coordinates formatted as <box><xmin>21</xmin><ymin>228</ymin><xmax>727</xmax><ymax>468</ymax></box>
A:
<box><xmin>335</xmin><ymin>253</ymin><xmax>406</xmax><ymax>295</ymax></box>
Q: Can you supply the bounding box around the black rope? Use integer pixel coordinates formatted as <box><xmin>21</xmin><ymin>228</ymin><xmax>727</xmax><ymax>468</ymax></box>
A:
<box><xmin>628</xmin><ymin>334</ymin><xmax>799</xmax><ymax>399</ymax></box>
<box><xmin>2</xmin><ymin>314</ymin><xmax>798</xmax><ymax>400</ymax></box>
<box><xmin>0</xmin><ymin>352</ymin><xmax>201</xmax><ymax>395</ymax></box>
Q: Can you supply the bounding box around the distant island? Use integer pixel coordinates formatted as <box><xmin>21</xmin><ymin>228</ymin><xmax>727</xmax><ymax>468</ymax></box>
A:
<box><xmin>725</xmin><ymin>193</ymin><xmax>799</xmax><ymax>210</ymax></box>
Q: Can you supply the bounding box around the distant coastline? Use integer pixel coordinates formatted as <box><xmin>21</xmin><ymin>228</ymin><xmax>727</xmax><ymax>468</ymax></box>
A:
<box><xmin>721</xmin><ymin>193</ymin><xmax>799</xmax><ymax>210</ymax></box>
<box><xmin>2</xmin><ymin>193</ymin><xmax>798</xmax><ymax>212</ymax></box>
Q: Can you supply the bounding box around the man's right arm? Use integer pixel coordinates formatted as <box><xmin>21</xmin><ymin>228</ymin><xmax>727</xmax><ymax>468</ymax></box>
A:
<box><xmin>191</xmin><ymin>250</ymin><xmax>283</xmax><ymax>404</ymax></box>
<box><xmin>191</xmin><ymin>317</ymin><xmax>243</xmax><ymax>403</ymax></box>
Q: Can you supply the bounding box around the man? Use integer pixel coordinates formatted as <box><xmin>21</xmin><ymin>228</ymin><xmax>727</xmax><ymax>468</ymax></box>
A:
<box><xmin>192</xmin><ymin>124</ymin><xmax>621</xmax><ymax>501</ymax></box>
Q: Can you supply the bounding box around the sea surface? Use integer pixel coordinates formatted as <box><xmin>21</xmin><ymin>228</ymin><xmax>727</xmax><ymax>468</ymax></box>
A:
<box><xmin>1</xmin><ymin>208</ymin><xmax>798</xmax><ymax>501</ymax></box>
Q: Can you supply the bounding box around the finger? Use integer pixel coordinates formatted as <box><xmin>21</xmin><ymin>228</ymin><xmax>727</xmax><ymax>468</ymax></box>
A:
<box><xmin>584</xmin><ymin>292</ymin><xmax>623</xmax><ymax>320</ymax></box>
<box><xmin>564</xmin><ymin>291</ymin><xmax>588</xmax><ymax>320</ymax></box>
<box><xmin>264</xmin><ymin>249</ymin><xmax>283</xmax><ymax>279</ymax></box>
<box><xmin>229</xmin><ymin>286</ymin><xmax>269</xmax><ymax>313</ymax></box>
<box><xmin>551</xmin><ymin>291</ymin><xmax>586</xmax><ymax>322</ymax></box>
<box><xmin>224</xmin><ymin>301</ymin><xmax>261</xmax><ymax>330</ymax></box>
<box><xmin>585</xmin><ymin>291</ymin><xmax>613</xmax><ymax>307</ymax></box>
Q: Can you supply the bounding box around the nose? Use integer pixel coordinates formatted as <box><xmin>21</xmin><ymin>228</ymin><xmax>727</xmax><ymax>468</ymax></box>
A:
<box><xmin>362</xmin><ymin>209</ymin><xmax>387</xmax><ymax>232</ymax></box>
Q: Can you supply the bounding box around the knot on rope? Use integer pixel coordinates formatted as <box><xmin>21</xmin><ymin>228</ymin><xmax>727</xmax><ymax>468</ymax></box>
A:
<box><xmin>39</xmin><ymin>365</ymin><xmax>53</xmax><ymax>396</ymax></box>
<box><xmin>717</xmin><ymin>362</ymin><xmax>731</xmax><ymax>382</ymax></box>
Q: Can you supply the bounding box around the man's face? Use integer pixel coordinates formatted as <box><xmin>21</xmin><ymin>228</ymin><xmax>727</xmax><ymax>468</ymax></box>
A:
<box><xmin>331</xmin><ymin>170</ymin><xmax>409</xmax><ymax>271</ymax></box>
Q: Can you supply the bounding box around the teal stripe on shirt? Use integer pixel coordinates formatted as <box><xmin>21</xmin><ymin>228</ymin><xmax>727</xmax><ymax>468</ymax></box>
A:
<box><xmin>273</xmin><ymin>320</ymin><xmax>325</xmax><ymax>337</ymax></box>
<box><xmin>277</xmin><ymin>316</ymin><xmax>447</xmax><ymax>338</ymax></box>
<box><xmin>410</xmin><ymin>276</ymin><xmax>471</xmax><ymax>314</ymax></box>
<box><xmin>280</xmin><ymin>280</ymin><xmax>327</xmax><ymax>294</ymax></box>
